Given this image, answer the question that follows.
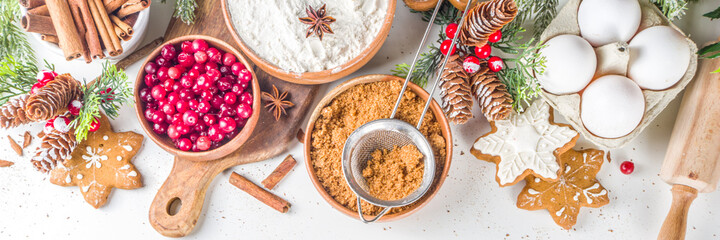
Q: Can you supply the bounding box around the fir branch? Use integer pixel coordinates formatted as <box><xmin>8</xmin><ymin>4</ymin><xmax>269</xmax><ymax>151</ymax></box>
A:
<box><xmin>174</xmin><ymin>0</ymin><xmax>197</xmax><ymax>25</ymax></box>
<box><xmin>71</xmin><ymin>62</ymin><xmax>132</xmax><ymax>142</ymax></box>
<box><xmin>510</xmin><ymin>0</ymin><xmax>558</xmax><ymax>39</ymax></box>
<box><xmin>410</xmin><ymin>1</ymin><xmax>461</xmax><ymax>25</ymax></box>
<box><xmin>496</xmin><ymin>39</ymin><xmax>546</xmax><ymax>112</ymax></box>
<box><xmin>0</xmin><ymin>0</ymin><xmax>34</xmax><ymax>61</ymax></box>
<box><xmin>704</xmin><ymin>5</ymin><xmax>720</xmax><ymax>20</ymax></box>
<box><xmin>0</xmin><ymin>56</ymin><xmax>37</xmax><ymax>105</ymax></box>
<box><xmin>652</xmin><ymin>0</ymin><xmax>689</xmax><ymax>20</ymax></box>
<box><xmin>392</xmin><ymin>45</ymin><xmax>443</xmax><ymax>88</ymax></box>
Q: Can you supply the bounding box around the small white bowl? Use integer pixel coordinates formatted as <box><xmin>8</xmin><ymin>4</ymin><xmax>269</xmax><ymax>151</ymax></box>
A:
<box><xmin>23</xmin><ymin>8</ymin><xmax>150</xmax><ymax>62</ymax></box>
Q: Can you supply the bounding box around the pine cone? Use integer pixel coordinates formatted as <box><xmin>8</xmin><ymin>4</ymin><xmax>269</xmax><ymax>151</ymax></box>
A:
<box><xmin>439</xmin><ymin>54</ymin><xmax>474</xmax><ymax>124</ymax></box>
<box><xmin>31</xmin><ymin>114</ymin><xmax>78</xmax><ymax>173</ymax></box>
<box><xmin>0</xmin><ymin>95</ymin><xmax>33</xmax><ymax>128</ymax></box>
<box><xmin>470</xmin><ymin>63</ymin><xmax>513</xmax><ymax>121</ymax></box>
<box><xmin>25</xmin><ymin>74</ymin><xmax>83</xmax><ymax>121</ymax></box>
<box><xmin>458</xmin><ymin>0</ymin><xmax>518</xmax><ymax>48</ymax></box>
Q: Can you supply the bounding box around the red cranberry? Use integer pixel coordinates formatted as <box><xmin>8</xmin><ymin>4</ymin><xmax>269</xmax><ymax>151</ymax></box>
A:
<box><xmin>197</xmin><ymin>101</ymin><xmax>211</xmax><ymax>113</ymax></box>
<box><xmin>179</xmin><ymin>76</ymin><xmax>194</xmax><ymax>89</ymax></box>
<box><xmin>176</xmin><ymin>138</ymin><xmax>192</xmax><ymax>151</ymax></box>
<box><xmin>223</xmin><ymin>92</ymin><xmax>237</xmax><ymax>105</ymax></box>
<box><xmin>194</xmin><ymin>51</ymin><xmax>208</xmax><ymax>64</ymax></box>
<box><xmin>200</xmin><ymin>90</ymin><xmax>213</xmax><ymax>102</ymax></box>
<box><xmin>208</xmin><ymin>124</ymin><xmax>224</xmax><ymax>142</ymax></box>
<box><xmin>187</xmin><ymin>69</ymin><xmax>200</xmax><ymax>80</ymax></box>
<box><xmin>181</xmin><ymin>41</ymin><xmax>193</xmax><ymax>53</ymax></box>
<box><xmin>151</xmin><ymin>85</ymin><xmax>166</xmax><ymax>100</ymax></box>
<box><xmin>236</xmin><ymin>118</ymin><xmax>247</xmax><ymax>129</ymax></box>
<box><xmin>145</xmin><ymin>62</ymin><xmax>159</xmax><ymax>74</ymax></box>
<box><xmin>139</xmin><ymin>88</ymin><xmax>152</xmax><ymax>102</ymax></box>
<box><xmin>188</xmin><ymin>99</ymin><xmax>199</xmax><ymax>110</ymax></box>
<box><xmin>166</xmin><ymin>92</ymin><xmax>179</xmax><ymax>104</ymax></box>
<box><xmin>161</xmin><ymin>44</ymin><xmax>177</xmax><ymax>60</ymax></box>
<box><xmin>183</xmin><ymin>111</ymin><xmax>199</xmax><ymax>126</ymax></box>
<box><xmin>231</xmin><ymin>62</ymin><xmax>246</xmax><ymax>75</ymax></box>
<box><xmin>176</xmin><ymin>124</ymin><xmax>191</xmax><ymax>135</ymax></box>
<box><xmin>219</xmin><ymin>103</ymin><xmax>237</xmax><ymax>117</ymax></box>
<box><xmin>172</xmin><ymin>82</ymin><xmax>182</xmax><ymax>92</ymax></box>
<box><xmin>168</xmin><ymin>67</ymin><xmax>182</xmax><ymax>80</ymax></box>
<box><xmin>177</xmin><ymin>52</ymin><xmax>195</xmax><ymax>67</ymax></box>
<box><xmin>237</xmin><ymin>69</ymin><xmax>252</xmax><ymax>83</ymax></box>
<box><xmin>151</xmin><ymin>110</ymin><xmax>166</xmax><ymax>124</ymax></box>
<box><xmin>620</xmin><ymin>161</ymin><xmax>635</xmax><ymax>175</ymax></box>
<box><xmin>207</xmin><ymin>48</ymin><xmax>222</xmax><ymax>63</ymax></box>
<box><xmin>231</xmin><ymin>84</ymin><xmax>244</xmax><ymax>94</ymax></box>
<box><xmin>192</xmin><ymin>39</ymin><xmax>209</xmax><ymax>52</ymax></box>
<box><xmin>157</xmin><ymin>67</ymin><xmax>170</xmax><ymax>81</ymax></box>
<box><xmin>178</xmin><ymin>89</ymin><xmax>193</xmax><ymax>100</ymax></box>
<box><xmin>167</xmin><ymin>124</ymin><xmax>181</xmax><ymax>139</ymax></box>
<box><xmin>196</xmin><ymin>136</ymin><xmax>211</xmax><ymax>151</ymax></box>
<box><xmin>216</xmin><ymin>78</ymin><xmax>232</xmax><ymax>92</ymax></box>
<box><xmin>222</xmin><ymin>53</ymin><xmax>236</xmax><ymax>66</ymax></box>
<box><xmin>219</xmin><ymin>65</ymin><xmax>231</xmax><ymax>75</ymax></box>
<box><xmin>153</xmin><ymin>123</ymin><xmax>168</xmax><ymax>135</ymax></box>
<box><xmin>193</xmin><ymin>123</ymin><xmax>207</xmax><ymax>133</ymax></box>
<box><xmin>236</xmin><ymin>103</ymin><xmax>252</xmax><ymax>119</ymax></box>
<box><xmin>218</xmin><ymin>117</ymin><xmax>236</xmax><ymax>133</ymax></box>
<box><xmin>207</xmin><ymin>86</ymin><xmax>218</xmax><ymax>95</ymax></box>
<box><xmin>144</xmin><ymin>74</ymin><xmax>159</xmax><ymax>87</ymax></box>
<box><xmin>176</xmin><ymin>100</ymin><xmax>189</xmax><ymax>113</ymax></box>
<box><xmin>171</xmin><ymin>113</ymin><xmax>183</xmax><ymax>125</ymax></box>
<box><xmin>155</xmin><ymin>56</ymin><xmax>171</xmax><ymax>67</ymax></box>
<box><xmin>189</xmin><ymin>133</ymin><xmax>200</xmax><ymax>142</ymax></box>
<box><xmin>191</xmin><ymin>63</ymin><xmax>206</xmax><ymax>73</ymax></box>
<box><xmin>161</xmin><ymin>103</ymin><xmax>175</xmax><ymax>115</ymax></box>
<box><xmin>225</xmin><ymin>130</ymin><xmax>238</xmax><ymax>140</ymax></box>
<box><xmin>144</xmin><ymin>108</ymin><xmax>155</xmax><ymax>120</ymax></box>
<box><xmin>210</xmin><ymin>96</ymin><xmax>224</xmax><ymax>109</ymax></box>
<box><xmin>196</xmin><ymin>75</ymin><xmax>212</xmax><ymax>89</ymax></box>
<box><xmin>207</xmin><ymin>69</ymin><xmax>221</xmax><ymax>81</ymax></box>
<box><xmin>162</xmin><ymin>79</ymin><xmax>175</xmax><ymax>92</ymax></box>
<box><xmin>240</xmin><ymin>92</ymin><xmax>253</xmax><ymax>105</ymax></box>
<box><xmin>203</xmin><ymin>115</ymin><xmax>217</xmax><ymax>125</ymax></box>
<box><xmin>157</xmin><ymin>99</ymin><xmax>169</xmax><ymax>108</ymax></box>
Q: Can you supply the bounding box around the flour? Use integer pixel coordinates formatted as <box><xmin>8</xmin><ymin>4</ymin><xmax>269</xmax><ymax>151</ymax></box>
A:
<box><xmin>227</xmin><ymin>0</ymin><xmax>389</xmax><ymax>73</ymax></box>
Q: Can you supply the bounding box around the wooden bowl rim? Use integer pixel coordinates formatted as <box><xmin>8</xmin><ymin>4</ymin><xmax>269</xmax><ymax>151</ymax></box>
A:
<box><xmin>220</xmin><ymin>0</ymin><xmax>397</xmax><ymax>85</ymax></box>
<box><xmin>302</xmin><ymin>74</ymin><xmax>454</xmax><ymax>221</ymax></box>
<box><xmin>133</xmin><ymin>35</ymin><xmax>262</xmax><ymax>162</ymax></box>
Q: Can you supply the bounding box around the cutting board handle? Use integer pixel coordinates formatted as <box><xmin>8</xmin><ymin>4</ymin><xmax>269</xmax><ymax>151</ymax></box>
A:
<box><xmin>149</xmin><ymin>157</ymin><xmax>223</xmax><ymax>238</ymax></box>
<box><xmin>658</xmin><ymin>185</ymin><xmax>698</xmax><ymax>240</ymax></box>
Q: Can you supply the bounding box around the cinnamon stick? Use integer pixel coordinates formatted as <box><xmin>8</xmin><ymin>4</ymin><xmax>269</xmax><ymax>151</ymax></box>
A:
<box><xmin>116</xmin><ymin>0</ymin><xmax>149</xmax><ymax>18</ymax></box>
<box><xmin>229</xmin><ymin>172</ymin><xmax>291</xmax><ymax>213</ymax></box>
<box><xmin>103</xmin><ymin>0</ymin><xmax>129</xmax><ymax>13</ymax></box>
<box><xmin>87</xmin><ymin>0</ymin><xmax>118</xmax><ymax>56</ymax></box>
<box><xmin>41</xmin><ymin>34</ymin><xmax>59</xmax><ymax>44</ymax></box>
<box><xmin>45</xmin><ymin>0</ymin><xmax>84</xmax><ymax>61</ymax></box>
<box><xmin>94</xmin><ymin>0</ymin><xmax>122</xmax><ymax>56</ymax></box>
<box><xmin>262</xmin><ymin>155</ymin><xmax>297</xmax><ymax>190</ymax></box>
<box><xmin>114</xmin><ymin>25</ymin><xmax>131</xmax><ymax>41</ymax></box>
<box><xmin>73</xmin><ymin>0</ymin><xmax>105</xmax><ymax>60</ymax></box>
<box><xmin>21</xmin><ymin>14</ymin><xmax>56</xmax><ymax>35</ymax></box>
<box><xmin>69</xmin><ymin>1</ymin><xmax>92</xmax><ymax>63</ymax></box>
<box><xmin>122</xmin><ymin>13</ymin><xmax>138</xmax><ymax>26</ymax></box>
<box><xmin>8</xmin><ymin>135</ymin><xmax>23</xmax><ymax>156</ymax></box>
<box><xmin>0</xmin><ymin>160</ymin><xmax>13</xmax><ymax>168</ymax></box>
<box><xmin>110</xmin><ymin>15</ymin><xmax>132</xmax><ymax>35</ymax></box>
<box><xmin>28</xmin><ymin>5</ymin><xmax>49</xmax><ymax>16</ymax></box>
<box><xmin>116</xmin><ymin>36</ymin><xmax>162</xmax><ymax>69</ymax></box>
<box><xmin>19</xmin><ymin>0</ymin><xmax>45</xmax><ymax>8</ymax></box>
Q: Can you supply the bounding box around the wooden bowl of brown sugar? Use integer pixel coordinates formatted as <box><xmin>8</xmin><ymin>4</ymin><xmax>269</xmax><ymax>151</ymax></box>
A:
<box><xmin>303</xmin><ymin>74</ymin><xmax>453</xmax><ymax>221</ymax></box>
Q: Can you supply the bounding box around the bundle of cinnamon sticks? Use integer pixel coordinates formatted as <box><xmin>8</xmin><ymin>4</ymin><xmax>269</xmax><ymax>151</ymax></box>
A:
<box><xmin>20</xmin><ymin>0</ymin><xmax>150</xmax><ymax>63</ymax></box>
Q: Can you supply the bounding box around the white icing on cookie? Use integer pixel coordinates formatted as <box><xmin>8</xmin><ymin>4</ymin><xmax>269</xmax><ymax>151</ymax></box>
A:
<box><xmin>122</xmin><ymin>145</ymin><xmax>133</xmax><ymax>151</ymax></box>
<box><xmin>528</xmin><ymin>189</ymin><xmax>540</xmax><ymax>195</ymax></box>
<box><xmin>473</xmin><ymin>101</ymin><xmax>578</xmax><ymax>185</ymax></box>
<box><xmin>555</xmin><ymin>206</ymin><xmax>566</xmax><ymax>216</ymax></box>
<box><xmin>128</xmin><ymin>171</ymin><xmax>137</xmax><ymax>177</ymax></box>
<box><xmin>82</xmin><ymin>146</ymin><xmax>108</xmax><ymax>169</ymax></box>
<box><xmin>77</xmin><ymin>174</ymin><xmax>83</xmax><ymax>180</ymax></box>
<box><xmin>65</xmin><ymin>175</ymin><xmax>71</xmax><ymax>183</ymax></box>
<box><xmin>582</xmin><ymin>183</ymin><xmax>608</xmax><ymax>204</ymax></box>
<box><xmin>116</xmin><ymin>156</ymin><xmax>122</xmax><ymax>161</ymax></box>
<box><xmin>103</xmin><ymin>136</ymin><xmax>108</xmax><ymax>141</ymax></box>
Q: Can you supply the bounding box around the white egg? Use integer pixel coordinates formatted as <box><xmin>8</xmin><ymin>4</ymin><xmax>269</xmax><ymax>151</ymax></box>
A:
<box><xmin>578</xmin><ymin>0</ymin><xmax>641</xmax><ymax>47</ymax></box>
<box><xmin>538</xmin><ymin>35</ymin><xmax>597</xmax><ymax>95</ymax></box>
<box><xmin>628</xmin><ymin>26</ymin><xmax>691</xmax><ymax>90</ymax></box>
<box><xmin>581</xmin><ymin>75</ymin><xmax>645</xmax><ymax>139</ymax></box>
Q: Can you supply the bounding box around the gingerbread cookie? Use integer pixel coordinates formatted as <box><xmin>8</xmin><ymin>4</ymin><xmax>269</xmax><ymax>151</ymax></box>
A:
<box><xmin>471</xmin><ymin>100</ymin><xmax>578</xmax><ymax>186</ymax></box>
<box><xmin>49</xmin><ymin>114</ymin><xmax>144</xmax><ymax>208</ymax></box>
<box><xmin>517</xmin><ymin>148</ymin><xmax>610</xmax><ymax>230</ymax></box>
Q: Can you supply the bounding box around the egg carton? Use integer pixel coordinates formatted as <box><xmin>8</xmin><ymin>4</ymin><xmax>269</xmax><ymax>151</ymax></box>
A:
<box><xmin>538</xmin><ymin>0</ymin><xmax>698</xmax><ymax>149</ymax></box>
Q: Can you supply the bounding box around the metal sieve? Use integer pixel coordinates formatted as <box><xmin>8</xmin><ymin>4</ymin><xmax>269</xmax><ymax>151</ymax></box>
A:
<box><xmin>341</xmin><ymin>0</ymin><xmax>474</xmax><ymax>223</ymax></box>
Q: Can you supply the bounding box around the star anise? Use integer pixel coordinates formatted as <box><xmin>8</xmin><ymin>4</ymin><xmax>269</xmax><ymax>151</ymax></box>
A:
<box><xmin>262</xmin><ymin>85</ymin><xmax>294</xmax><ymax>121</ymax></box>
<box><xmin>298</xmin><ymin>4</ymin><xmax>336</xmax><ymax>41</ymax></box>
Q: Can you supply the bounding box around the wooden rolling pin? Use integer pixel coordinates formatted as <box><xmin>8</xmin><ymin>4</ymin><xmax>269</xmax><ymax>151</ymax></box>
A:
<box><xmin>658</xmin><ymin>42</ymin><xmax>720</xmax><ymax>240</ymax></box>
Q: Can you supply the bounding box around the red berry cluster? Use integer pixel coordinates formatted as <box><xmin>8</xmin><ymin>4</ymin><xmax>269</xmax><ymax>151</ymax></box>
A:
<box><xmin>31</xmin><ymin>70</ymin><xmax>58</xmax><ymax>94</ymax></box>
<box><xmin>140</xmin><ymin>39</ymin><xmax>253</xmax><ymax>152</ymax></box>
<box><xmin>441</xmin><ymin>23</ymin><xmax>505</xmax><ymax>74</ymax></box>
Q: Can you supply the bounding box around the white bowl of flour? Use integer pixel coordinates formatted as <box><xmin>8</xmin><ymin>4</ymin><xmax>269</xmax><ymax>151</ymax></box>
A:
<box><xmin>222</xmin><ymin>0</ymin><xmax>396</xmax><ymax>84</ymax></box>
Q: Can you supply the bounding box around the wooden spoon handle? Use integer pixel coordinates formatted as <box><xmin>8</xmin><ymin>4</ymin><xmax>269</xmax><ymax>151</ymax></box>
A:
<box><xmin>658</xmin><ymin>185</ymin><xmax>698</xmax><ymax>240</ymax></box>
<box><xmin>149</xmin><ymin>157</ymin><xmax>223</xmax><ymax>238</ymax></box>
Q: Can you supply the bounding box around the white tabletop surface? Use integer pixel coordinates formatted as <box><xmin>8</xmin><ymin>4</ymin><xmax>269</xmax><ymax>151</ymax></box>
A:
<box><xmin>2</xmin><ymin>1</ymin><xmax>720</xmax><ymax>239</ymax></box>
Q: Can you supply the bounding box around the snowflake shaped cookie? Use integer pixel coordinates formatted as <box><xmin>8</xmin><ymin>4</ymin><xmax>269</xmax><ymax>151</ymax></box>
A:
<box><xmin>50</xmin><ymin>114</ymin><xmax>144</xmax><ymax>208</ymax></box>
<box><xmin>516</xmin><ymin>148</ymin><xmax>609</xmax><ymax>230</ymax></box>
<box><xmin>471</xmin><ymin>100</ymin><xmax>578</xmax><ymax>186</ymax></box>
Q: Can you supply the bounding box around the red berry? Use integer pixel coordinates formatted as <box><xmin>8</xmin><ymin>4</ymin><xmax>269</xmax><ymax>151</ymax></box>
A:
<box><xmin>153</xmin><ymin>123</ymin><xmax>168</xmax><ymax>135</ymax></box>
<box><xmin>218</xmin><ymin>117</ymin><xmax>236</xmax><ymax>133</ymax></box>
<box><xmin>188</xmin><ymin>99</ymin><xmax>199</xmax><ymax>110</ymax></box>
<box><xmin>237</xmin><ymin>69</ymin><xmax>252</xmax><ymax>83</ymax></box>
<box><xmin>222</xmin><ymin>53</ymin><xmax>237</xmax><ymax>66</ymax></box>
<box><xmin>475</xmin><ymin>44</ymin><xmax>491</xmax><ymax>59</ymax></box>
<box><xmin>236</xmin><ymin>103</ymin><xmax>252</xmax><ymax>119</ymax></box>
<box><xmin>157</xmin><ymin>67</ymin><xmax>170</xmax><ymax>81</ymax></box>
<box><xmin>144</xmin><ymin>108</ymin><xmax>155</xmax><ymax>121</ymax></box>
<box><xmin>207</xmin><ymin>69</ymin><xmax>221</xmax><ymax>81</ymax></box>
<box><xmin>176</xmin><ymin>138</ymin><xmax>192</xmax><ymax>151</ymax></box>
<box><xmin>161</xmin><ymin>103</ymin><xmax>175</xmax><ymax>115</ymax></box>
<box><xmin>177</xmin><ymin>52</ymin><xmax>195</xmax><ymax>67</ymax></box>
<box><xmin>240</xmin><ymin>92</ymin><xmax>253</xmax><ymax>106</ymax></box>
<box><xmin>162</xmin><ymin>79</ymin><xmax>175</xmax><ymax>92</ymax></box>
<box><xmin>197</xmin><ymin>101</ymin><xmax>211</xmax><ymax>113</ymax></box>
<box><xmin>191</xmin><ymin>39</ymin><xmax>209</xmax><ymax>52</ymax></box>
<box><xmin>44</xmin><ymin>118</ymin><xmax>55</xmax><ymax>133</ymax></box>
<box><xmin>171</xmin><ymin>113</ymin><xmax>183</xmax><ymax>125</ymax></box>
<box><xmin>196</xmin><ymin>136</ymin><xmax>211</xmax><ymax>151</ymax></box>
<box><xmin>488</xmin><ymin>31</ymin><xmax>502</xmax><ymax>43</ymax></box>
<box><xmin>167</xmin><ymin>124</ymin><xmax>181</xmax><ymax>139</ymax></box>
<box><xmin>31</xmin><ymin>82</ymin><xmax>44</xmax><ymax>94</ymax></box>
<box><xmin>88</xmin><ymin>118</ymin><xmax>101</xmax><ymax>132</ymax></box>
<box><xmin>440</xmin><ymin>39</ymin><xmax>456</xmax><ymax>56</ymax></box>
<box><xmin>445</xmin><ymin>23</ymin><xmax>458</xmax><ymax>39</ymax></box>
<box><xmin>208</xmin><ymin>124</ymin><xmax>224</xmax><ymax>142</ymax></box>
<box><xmin>194</xmin><ymin>51</ymin><xmax>208</xmax><ymax>64</ymax></box>
<box><xmin>223</xmin><ymin>92</ymin><xmax>237</xmax><ymax>105</ymax></box>
<box><xmin>155</xmin><ymin>56</ymin><xmax>171</xmax><ymax>67</ymax></box>
<box><xmin>176</xmin><ymin>124</ymin><xmax>191</xmax><ymax>135</ymax></box>
<box><xmin>488</xmin><ymin>56</ymin><xmax>504</xmax><ymax>72</ymax></box>
<box><xmin>145</xmin><ymin>74</ymin><xmax>159</xmax><ymax>87</ymax></box>
<box><xmin>216</xmin><ymin>77</ymin><xmax>233</xmax><ymax>92</ymax></box>
<box><xmin>620</xmin><ymin>161</ymin><xmax>635</xmax><ymax>175</ymax></box>
<box><xmin>151</xmin><ymin>110</ymin><xmax>166</xmax><ymax>124</ymax></box>
<box><xmin>161</xmin><ymin>44</ymin><xmax>177</xmax><ymax>60</ymax></box>
<box><xmin>67</xmin><ymin>100</ymin><xmax>83</xmax><ymax>116</ymax></box>
<box><xmin>37</xmin><ymin>70</ymin><xmax>57</xmax><ymax>83</ymax></box>
<box><xmin>182</xmin><ymin>111</ymin><xmax>199</xmax><ymax>126</ymax></box>
<box><xmin>53</xmin><ymin>116</ymin><xmax>71</xmax><ymax>133</ymax></box>
<box><xmin>462</xmin><ymin>56</ymin><xmax>481</xmax><ymax>74</ymax></box>
<box><xmin>205</xmin><ymin>62</ymin><xmax>218</xmax><ymax>72</ymax></box>
<box><xmin>231</xmin><ymin>62</ymin><xmax>246</xmax><ymax>75</ymax></box>
<box><xmin>207</xmin><ymin>48</ymin><xmax>222</xmax><ymax>63</ymax></box>
<box><xmin>151</xmin><ymin>85</ymin><xmax>166</xmax><ymax>100</ymax></box>
<box><xmin>140</xmin><ymin>88</ymin><xmax>153</xmax><ymax>103</ymax></box>
<box><xmin>181</xmin><ymin>41</ymin><xmax>193</xmax><ymax>53</ymax></box>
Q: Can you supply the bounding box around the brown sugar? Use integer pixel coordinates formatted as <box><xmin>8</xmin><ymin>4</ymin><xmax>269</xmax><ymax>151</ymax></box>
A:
<box><xmin>310</xmin><ymin>80</ymin><xmax>446</xmax><ymax>216</ymax></box>
<box><xmin>362</xmin><ymin>145</ymin><xmax>424</xmax><ymax>201</ymax></box>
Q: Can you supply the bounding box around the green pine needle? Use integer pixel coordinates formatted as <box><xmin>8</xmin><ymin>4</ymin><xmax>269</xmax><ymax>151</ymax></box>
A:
<box><xmin>704</xmin><ymin>5</ymin><xmax>720</xmax><ymax>20</ymax></box>
<box><xmin>497</xmin><ymin>39</ymin><xmax>546</xmax><ymax>112</ymax></box>
<box><xmin>0</xmin><ymin>0</ymin><xmax>37</xmax><ymax>105</ymax></box>
<box><xmin>71</xmin><ymin>62</ymin><xmax>132</xmax><ymax>142</ymax></box>
<box><xmin>161</xmin><ymin>0</ymin><xmax>197</xmax><ymax>25</ymax></box>
<box><xmin>652</xmin><ymin>0</ymin><xmax>689</xmax><ymax>20</ymax></box>
<box><xmin>410</xmin><ymin>1</ymin><xmax>461</xmax><ymax>25</ymax></box>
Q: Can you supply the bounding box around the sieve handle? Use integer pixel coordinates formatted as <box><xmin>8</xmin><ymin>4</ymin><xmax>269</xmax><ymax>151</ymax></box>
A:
<box><xmin>356</xmin><ymin>197</ymin><xmax>392</xmax><ymax>223</ymax></box>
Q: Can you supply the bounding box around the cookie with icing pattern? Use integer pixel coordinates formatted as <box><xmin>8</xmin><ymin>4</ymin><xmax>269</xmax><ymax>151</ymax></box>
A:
<box><xmin>517</xmin><ymin>148</ymin><xmax>610</xmax><ymax>230</ymax></box>
<box><xmin>470</xmin><ymin>100</ymin><xmax>578</xmax><ymax>186</ymax></box>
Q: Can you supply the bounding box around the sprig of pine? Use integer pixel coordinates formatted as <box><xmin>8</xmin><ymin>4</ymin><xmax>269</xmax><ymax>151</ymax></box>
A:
<box><xmin>651</xmin><ymin>0</ymin><xmax>693</xmax><ymax>20</ymax></box>
<box><xmin>392</xmin><ymin>29</ymin><xmax>473</xmax><ymax>87</ymax></box>
<box><xmin>410</xmin><ymin>1</ymin><xmax>461</xmax><ymax>25</ymax></box>
<box><xmin>0</xmin><ymin>0</ymin><xmax>34</xmax><ymax>61</ymax></box>
<box><xmin>162</xmin><ymin>0</ymin><xmax>197</xmax><ymax>25</ymax></box>
<box><xmin>496</xmin><ymin>39</ymin><xmax>546</xmax><ymax>112</ymax></box>
<box><xmin>704</xmin><ymin>5</ymin><xmax>720</xmax><ymax>20</ymax></box>
<box><xmin>70</xmin><ymin>62</ymin><xmax>132</xmax><ymax>142</ymax></box>
<box><xmin>511</xmin><ymin>0</ymin><xmax>558</xmax><ymax>39</ymax></box>
<box><xmin>0</xmin><ymin>56</ymin><xmax>37</xmax><ymax>104</ymax></box>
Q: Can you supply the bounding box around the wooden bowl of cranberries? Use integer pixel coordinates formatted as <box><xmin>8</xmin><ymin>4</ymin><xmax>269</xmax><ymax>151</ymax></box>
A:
<box><xmin>134</xmin><ymin>35</ymin><xmax>261</xmax><ymax>161</ymax></box>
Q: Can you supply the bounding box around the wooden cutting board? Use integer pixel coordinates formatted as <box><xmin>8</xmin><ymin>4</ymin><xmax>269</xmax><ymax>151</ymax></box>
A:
<box><xmin>148</xmin><ymin>0</ymin><xmax>320</xmax><ymax>237</ymax></box>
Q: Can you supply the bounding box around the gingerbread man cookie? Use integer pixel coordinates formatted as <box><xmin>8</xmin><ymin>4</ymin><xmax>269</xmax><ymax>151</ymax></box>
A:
<box><xmin>49</xmin><ymin>114</ymin><xmax>144</xmax><ymax>208</ymax></box>
<box><xmin>517</xmin><ymin>148</ymin><xmax>610</xmax><ymax>230</ymax></box>
<box><xmin>471</xmin><ymin>100</ymin><xmax>578</xmax><ymax>186</ymax></box>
